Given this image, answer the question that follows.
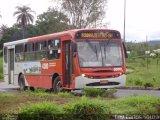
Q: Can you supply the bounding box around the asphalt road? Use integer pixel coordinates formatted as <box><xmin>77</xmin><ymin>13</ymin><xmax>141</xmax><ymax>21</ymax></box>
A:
<box><xmin>115</xmin><ymin>89</ymin><xmax>160</xmax><ymax>98</ymax></box>
<box><xmin>0</xmin><ymin>82</ymin><xmax>160</xmax><ymax>98</ymax></box>
<box><xmin>0</xmin><ymin>82</ymin><xmax>19</xmax><ymax>93</ymax></box>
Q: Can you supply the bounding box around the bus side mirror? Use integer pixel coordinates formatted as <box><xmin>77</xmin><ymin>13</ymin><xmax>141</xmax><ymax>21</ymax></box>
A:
<box><xmin>72</xmin><ymin>42</ymin><xmax>77</xmax><ymax>57</ymax></box>
<box><xmin>123</xmin><ymin>42</ymin><xmax>128</xmax><ymax>58</ymax></box>
<box><xmin>72</xmin><ymin>42</ymin><xmax>77</xmax><ymax>52</ymax></box>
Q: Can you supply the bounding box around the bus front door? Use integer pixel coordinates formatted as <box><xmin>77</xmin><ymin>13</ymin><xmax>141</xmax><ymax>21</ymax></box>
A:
<box><xmin>8</xmin><ymin>49</ymin><xmax>14</xmax><ymax>84</ymax></box>
<box><xmin>64</xmin><ymin>41</ymin><xmax>73</xmax><ymax>88</ymax></box>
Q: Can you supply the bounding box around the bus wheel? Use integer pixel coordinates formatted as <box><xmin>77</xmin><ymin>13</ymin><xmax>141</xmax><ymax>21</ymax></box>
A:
<box><xmin>53</xmin><ymin>76</ymin><xmax>62</xmax><ymax>93</ymax></box>
<box><xmin>19</xmin><ymin>74</ymin><xmax>25</xmax><ymax>91</ymax></box>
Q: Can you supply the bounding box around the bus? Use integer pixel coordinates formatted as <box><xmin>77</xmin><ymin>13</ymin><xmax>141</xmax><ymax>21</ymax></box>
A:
<box><xmin>3</xmin><ymin>29</ymin><xmax>127</xmax><ymax>92</ymax></box>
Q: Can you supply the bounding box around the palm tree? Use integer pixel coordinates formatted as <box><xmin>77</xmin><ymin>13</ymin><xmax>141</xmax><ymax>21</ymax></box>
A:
<box><xmin>13</xmin><ymin>5</ymin><xmax>35</xmax><ymax>38</ymax></box>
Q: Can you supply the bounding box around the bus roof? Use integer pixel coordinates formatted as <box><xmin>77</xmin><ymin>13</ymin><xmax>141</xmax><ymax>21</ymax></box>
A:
<box><xmin>3</xmin><ymin>28</ymin><xmax>120</xmax><ymax>46</ymax></box>
<box><xmin>28</xmin><ymin>28</ymin><xmax>120</xmax><ymax>41</ymax></box>
<box><xmin>3</xmin><ymin>39</ymin><xmax>28</xmax><ymax>47</ymax></box>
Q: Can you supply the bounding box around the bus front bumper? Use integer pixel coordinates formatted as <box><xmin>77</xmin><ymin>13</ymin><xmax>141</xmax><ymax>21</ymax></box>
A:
<box><xmin>75</xmin><ymin>74</ymin><xmax>126</xmax><ymax>89</ymax></box>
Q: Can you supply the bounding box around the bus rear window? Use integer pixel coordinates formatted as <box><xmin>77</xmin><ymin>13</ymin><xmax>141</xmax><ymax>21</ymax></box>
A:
<box><xmin>4</xmin><ymin>47</ymin><xmax>7</xmax><ymax>63</ymax></box>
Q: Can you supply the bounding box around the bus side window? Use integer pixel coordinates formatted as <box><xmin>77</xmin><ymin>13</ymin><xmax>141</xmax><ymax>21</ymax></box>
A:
<box><xmin>35</xmin><ymin>41</ymin><xmax>47</xmax><ymax>60</ymax></box>
<box><xmin>15</xmin><ymin>44</ymin><xmax>24</xmax><ymax>62</ymax></box>
<box><xmin>48</xmin><ymin>39</ymin><xmax>60</xmax><ymax>60</ymax></box>
<box><xmin>25</xmin><ymin>43</ymin><xmax>35</xmax><ymax>61</ymax></box>
<box><xmin>4</xmin><ymin>47</ymin><xmax>7</xmax><ymax>63</ymax></box>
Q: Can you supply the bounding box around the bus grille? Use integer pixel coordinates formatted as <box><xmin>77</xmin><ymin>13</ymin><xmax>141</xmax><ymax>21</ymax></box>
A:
<box><xmin>86</xmin><ymin>82</ymin><xmax>120</xmax><ymax>86</ymax></box>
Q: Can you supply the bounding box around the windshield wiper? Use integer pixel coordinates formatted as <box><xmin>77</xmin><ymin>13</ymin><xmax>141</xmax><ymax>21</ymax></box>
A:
<box><xmin>99</xmin><ymin>42</ymin><xmax>105</xmax><ymax>66</ymax></box>
<box><xmin>104</xmin><ymin>39</ymin><xmax>111</xmax><ymax>60</ymax></box>
<box><xmin>95</xmin><ymin>45</ymin><xmax>98</xmax><ymax>60</ymax></box>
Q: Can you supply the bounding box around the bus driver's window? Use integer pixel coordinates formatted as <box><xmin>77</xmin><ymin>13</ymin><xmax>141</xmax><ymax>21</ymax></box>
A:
<box><xmin>48</xmin><ymin>39</ymin><xmax>60</xmax><ymax>60</ymax></box>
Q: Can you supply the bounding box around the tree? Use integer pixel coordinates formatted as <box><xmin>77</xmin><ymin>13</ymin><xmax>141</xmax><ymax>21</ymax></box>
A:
<box><xmin>59</xmin><ymin>0</ymin><xmax>107</xmax><ymax>28</ymax></box>
<box><xmin>0</xmin><ymin>25</ymin><xmax>18</xmax><ymax>45</ymax></box>
<box><xmin>0</xmin><ymin>23</ymin><xmax>38</xmax><ymax>48</ymax></box>
<box><xmin>13</xmin><ymin>5</ymin><xmax>35</xmax><ymax>38</ymax></box>
<box><xmin>35</xmin><ymin>8</ymin><xmax>70</xmax><ymax>35</ymax></box>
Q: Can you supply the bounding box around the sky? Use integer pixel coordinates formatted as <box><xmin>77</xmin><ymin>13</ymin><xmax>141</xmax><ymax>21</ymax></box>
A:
<box><xmin>0</xmin><ymin>0</ymin><xmax>160</xmax><ymax>42</ymax></box>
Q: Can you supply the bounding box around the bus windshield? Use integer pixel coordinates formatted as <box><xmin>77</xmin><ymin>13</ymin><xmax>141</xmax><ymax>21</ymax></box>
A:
<box><xmin>77</xmin><ymin>40</ymin><xmax>123</xmax><ymax>67</ymax></box>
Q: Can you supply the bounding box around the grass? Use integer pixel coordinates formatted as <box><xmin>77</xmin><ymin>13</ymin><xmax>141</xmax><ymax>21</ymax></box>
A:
<box><xmin>126</xmin><ymin>57</ymin><xmax>160</xmax><ymax>87</ymax></box>
<box><xmin>18</xmin><ymin>102</ymin><xmax>64</xmax><ymax>120</ymax></box>
<box><xmin>0</xmin><ymin>91</ymin><xmax>76</xmax><ymax>114</ymax></box>
<box><xmin>0</xmin><ymin>91</ymin><xmax>159</xmax><ymax>117</ymax></box>
<box><xmin>0</xmin><ymin>54</ymin><xmax>160</xmax><ymax>117</ymax></box>
<box><xmin>108</xmin><ymin>95</ymin><xmax>160</xmax><ymax>114</ymax></box>
<box><xmin>64</xmin><ymin>96</ymin><xmax>111</xmax><ymax>120</ymax></box>
<box><xmin>83</xmin><ymin>88</ymin><xmax>117</xmax><ymax>98</ymax></box>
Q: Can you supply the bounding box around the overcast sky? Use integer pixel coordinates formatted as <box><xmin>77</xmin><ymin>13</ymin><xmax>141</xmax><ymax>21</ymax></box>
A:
<box><xmin>0</xmin><ymin>0</ymin><xmax>160</xmax><ymax>42</ymax></box>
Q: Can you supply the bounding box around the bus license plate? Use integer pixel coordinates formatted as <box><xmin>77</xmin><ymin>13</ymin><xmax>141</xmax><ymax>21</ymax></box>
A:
<box><xmin>100</xmin><ymin>80</ymin><xmax>108</xmax><ymax>84</ymax></box>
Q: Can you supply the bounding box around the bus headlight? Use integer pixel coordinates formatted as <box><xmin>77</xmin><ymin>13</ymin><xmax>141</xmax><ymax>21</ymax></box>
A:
<box><xmin>81</xmin><ymin>74</ymin><xmax>86</xmax><ymax>77</ymax></box>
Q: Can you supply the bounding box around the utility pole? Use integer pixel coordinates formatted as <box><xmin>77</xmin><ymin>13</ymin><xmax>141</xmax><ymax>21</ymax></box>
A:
<box><xmin>146</xmin><ymin>35</ymin><xmax>149</xmax><ymax>70</ymax></box>
<box><xmin>123</xmin><ymin>0</ymin><xmax>126</xmax><ymax>42</ymax></box>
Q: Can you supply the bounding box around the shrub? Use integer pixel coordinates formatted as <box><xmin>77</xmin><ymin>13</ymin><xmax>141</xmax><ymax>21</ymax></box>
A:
<box><xmin>83</xmin><ymin>88</ymin><xmax>117</xmax><ymax>98</ymax></box>
<box><xmin>83</xmin><ymin>88</ymin><xmax>104</xmax><ymax>97</ymax></box>
<box><xmin>152</xmin><ymin>77</ymin><xmax>156</xmax><ymax>82</ymax></box>
<box><xmin>64</xmin><ymin>97</ymin><xmax>111</xmax><ymax>120</ymax></box>
<box><xmin>127</xmin><ymin>77</ymin><xmax>134</xmax><ymax>85</ymax></box>
<box><xmin>17</xmin><ymin>102</ymin><xmax>64</xmax><ymax>120</ymax></box>
<box><xmin>134</xmin><ymin>79</ymin><xmax>143</xmax><ymax>86</ymax></box>
<box><xmin>0</xmin><ymin>57</ymin><xmax>3</xmax><ymax>81</ymax></box>
<box><xmin>0</xmin><ymin>74</ymin><xmax>3</xmax><ymax>81</ymax></box>
<box><xmin>144</xmin><ymin>82</ymin><xmax>153</xmax><ymax>88</ymax></box>
<box><xmin>101</xmin><ymin>89</ymin><xmax>117</xmax><ymax>98</ymax></box>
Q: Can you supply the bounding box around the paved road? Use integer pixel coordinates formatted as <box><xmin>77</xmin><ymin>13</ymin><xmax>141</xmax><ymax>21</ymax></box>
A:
<box><xmin>0</xmin><ymin>82</ymin><xmax>160</xmax><ymax>98</ymax></box>
<box><xmin>115</xmin><ymin>89</ymin><xmax>160</xmax><ymax>98</ymax></box>
<box><xmin>0</xmin><ymin>82</ymin><xmax>19</xmax><ymax>93</ymax></box>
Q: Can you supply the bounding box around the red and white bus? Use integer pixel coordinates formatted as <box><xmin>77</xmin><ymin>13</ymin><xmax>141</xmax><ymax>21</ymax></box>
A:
<box><xmin>3</xmin><ymin>29</ymin><xmax>127</xmax><ymax>92</ymax></box>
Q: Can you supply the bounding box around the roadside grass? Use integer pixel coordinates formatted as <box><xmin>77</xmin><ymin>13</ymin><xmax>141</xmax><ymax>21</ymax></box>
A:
<box><xmin>126</xmin><ymin>57</ymin><xmax>160</xmax><ymax>87</ymax></box>
<box><xmin>0</xmin><ymin>91</ymin><xmax>159</xmax><ymax>116</ymax></box>
<box><xmin>0</xmin><ymin>91</ymin><xmax>77</xmax><ymax>114</ymax></box>
<box><xmin>18</xmin><ymin>102</ymin><xmax>64</xmax><ymax>120</ymax></box>
<box><xmin>63</xmin><ymin>96</ymin><xmax>111</xmax><ymax>120</ymax></box>
<box><xmin>57</xmin><ymin>92</ymin><xmax>74</xmax><ymax>97</ymax></box>
<box><xmin>108</xmin><ymin>95</ymin><xmax>159</xmax><ymax>115</ymax></box>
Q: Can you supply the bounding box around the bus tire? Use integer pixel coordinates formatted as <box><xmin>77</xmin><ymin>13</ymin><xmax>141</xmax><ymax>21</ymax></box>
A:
<box><xmin>53</xmin><ymin>76</ymin><xmax>62</xmax><ymax>93</ymax></box>
<box><xmin>29</xmin><ymin>86</ymin><xmax>35</xmax><ymax>91</ymax></box>
<box><xmin>19</xmin><ymin>74</ymin><xmax>25</xmax><ymax>91</ymax></box>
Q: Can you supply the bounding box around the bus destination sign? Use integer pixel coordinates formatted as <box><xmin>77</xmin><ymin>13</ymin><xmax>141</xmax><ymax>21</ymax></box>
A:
<box><xmin>75</xmin><ymin>31</ymin><xmax>121</xmax><ymax>39</ymax></box>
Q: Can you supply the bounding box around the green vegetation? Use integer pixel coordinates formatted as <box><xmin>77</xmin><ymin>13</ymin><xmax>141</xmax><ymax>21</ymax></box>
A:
<box><xmin>0</xmin><ymin>57</ymin><xmax>3</xmax><ymax>81</ymax></box>
<box><xmin>83</xmin><ymin>88</ymin><xmax>117</xmax><ymax>98</ymax></box>
<box><xmin>0</xmin><ymin>1</ymin><xmax>107</xmax><ymax>46</ymax></box>
<box><xmin>0</xmin><ymin>91</ymin><xmax>159</xmax><ymax>119</ymax></box>
<box><xmin>109</xmin><ymin>95</ymin><xmax>160</xmax><ymax>115</ymax></box>
<box><xmin>64</xmin><ymin>97</ymin><xmax>111</xmax><ymax>120</ymax></box>
<box><xmin>126</xmin><ymin>57</ymin><xmax>160</xmax><ymax>87</ymax></box>
<box><xmin>18</xmin><ymin>102</ymin><xmax>64</xmax><ymax>120</ymax></box>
